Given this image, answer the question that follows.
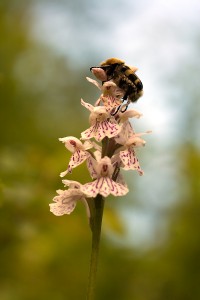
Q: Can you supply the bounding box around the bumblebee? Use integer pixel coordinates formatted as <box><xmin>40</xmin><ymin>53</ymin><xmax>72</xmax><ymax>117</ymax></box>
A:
<box><xmin>90</xmin><ymin>58</ymin><xmax>143</xmax><ymax>106</ymax></box>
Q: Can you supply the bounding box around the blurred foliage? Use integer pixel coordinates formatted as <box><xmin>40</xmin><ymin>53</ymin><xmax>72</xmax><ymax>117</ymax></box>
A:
<box><xmin>0</xmin><ymin>1</ymin><xmax>200</xmax><ymax>300</ymax></box>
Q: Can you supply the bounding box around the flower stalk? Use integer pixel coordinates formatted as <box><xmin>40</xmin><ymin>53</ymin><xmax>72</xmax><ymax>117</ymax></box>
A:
<box><xmin>86</xmin><ymin>131</ymin><xmax>118</xmax><ymax>299</ymax></box>
<box><xmin>87</xmin><ymin>194</ymin><xmax>104</xmax><ymax>300</ymax></box>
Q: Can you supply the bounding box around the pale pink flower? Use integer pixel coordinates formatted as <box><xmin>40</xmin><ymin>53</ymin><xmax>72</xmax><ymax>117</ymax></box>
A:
<box><xmin>115</xmin><ymin>109</ymin><xmax>143</xmax><ymax>143</ymax></box>
<box><xmin>119</xmin><ymin>148</ymin><xmax>144</xmax><ymax>175</ymax></box>
<box><xmin>81</xmin><ymin>156</ymin><xmax>129</xmax><ymax>197</ymax></box>
<box><xmin>50</xmin><ymin>181</ymin><xmax>89</xmax><ymax>216</ymax></box>
<box><xmin>86</xmin><ymin>77</ymin><xmax>124</xmax><ymax>109</ymax></box>
<box><xmin>81</xmin><ymin>99</ymin><xmax>120</xmax><ymax>142</ymax></box>
<box><xmin>59</xmin><ymin>136</ymin><xmax>92</xmax><ymax>177</ymax></box>
<box><xmin>113</xmin><ymin>120</ymin><xmax>150</xmax><ymax>175</ymax></box>
<box><xmin>118</xmin><ymin>134</ymin><xmax>147</xmax><ymax>174</ymax></box>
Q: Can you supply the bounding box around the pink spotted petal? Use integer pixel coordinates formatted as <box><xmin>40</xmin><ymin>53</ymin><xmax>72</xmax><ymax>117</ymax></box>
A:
<box><xmin>50</xmin><ymin>189</ymin><xmax>83</xmax><ymax>216</ymax></box>
<box><xmin>81</xmin><ymin>120</ymin><xmax>120</xmax><ymax>142</ymax></box>
<box><xmin>86</xmin><ymin>156</ymin><xmax>98</xmax><ymax>179</ymax></box>
<box><xmin>89</xmin><ymin>106</ymin><xmax>109</xmax><ymax>125</ymax></box>
<box><xmin>87</xmin><ymin>155</ymin><xmax>113</xmax><ymax>179</ymax></box>
<box><xmin>120</xmin><ymin>148</ymin><xmax>144</xmax><ymax>175</ymax></box>
<box><xmin>68</xmin><ymin>149</ymin><xmax>90</xmax><ymax>172</ymax></box>
<box><xmin>49</xmin><ymin>200</ymin><xmax>77</xmax><ymax>216</ymax></box>
<box><xmin>59</xmin><ymin>136</ymin><xmax>84</xmax><ymax>153</ymax></box>
<box><xmin>100</xmin><ymin>95</ymin><xmax>122</xmax><ymax>110</ymax></box>
<box><xmin>50</xmin><ymin>188</ymin><xmax>90</xmax><ymax>217</ymax></box>
<box><xmin>60</xmin><ymin>149</ymin><xmax>90</xmax><ymax>177</ymax></box>
<box><xmin>81</xmin><ymin>177</ymin><xmax>129</xmax><ymax>198</ymax></box>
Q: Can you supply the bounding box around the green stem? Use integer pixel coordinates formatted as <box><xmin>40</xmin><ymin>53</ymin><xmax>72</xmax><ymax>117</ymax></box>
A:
<box><xmin>87</xmin><ymin>194</ymin><xmax>105</xmax><ymax>300</ymax></box>
<box><xmin>101</xmin><ymin>136</ymin><xmax>109</xmax><ymax>158</ymax></box>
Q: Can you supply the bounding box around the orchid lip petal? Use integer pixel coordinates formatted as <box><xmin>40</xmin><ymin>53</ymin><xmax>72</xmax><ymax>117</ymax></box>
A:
<box><xmin>81</xmin><ymin>120</ymin><xmax>120</xmax><ymax>142</ymax></box>
<box><xmin>49</xmin><ymin>184</ymin><xmax>89</xmax><ymax>217</ymax></box>
<box><xmin>81</xmin><ymin>177</ymin><xmax>129</xmax><ymax>198</ymax></box>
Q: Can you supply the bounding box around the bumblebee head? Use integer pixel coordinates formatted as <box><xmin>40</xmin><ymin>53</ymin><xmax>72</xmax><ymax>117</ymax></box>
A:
<box><xmin>90</xmin><ymin>58</ymin><xmax>125</xmax><ymax>82</ymax></box>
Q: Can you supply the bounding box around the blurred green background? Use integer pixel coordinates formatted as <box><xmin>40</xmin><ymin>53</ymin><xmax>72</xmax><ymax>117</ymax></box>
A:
<box><xmin>0</xmin><ymin>0</ymin><xmax>200</xmax><ymax>299</ymax></box>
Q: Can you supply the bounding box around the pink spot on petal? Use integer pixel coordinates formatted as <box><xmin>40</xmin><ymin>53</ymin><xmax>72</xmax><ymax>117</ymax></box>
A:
<box><xmin>70</xmin><ymin>140</ymin><xmax>76</xmax><ymax>147</ymax></box>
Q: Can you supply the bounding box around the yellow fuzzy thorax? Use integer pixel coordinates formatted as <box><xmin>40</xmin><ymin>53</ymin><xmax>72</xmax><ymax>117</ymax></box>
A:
<box><xmin>100</xmin><ymin>58</ymin><xmax>125</xmax><ymax>66</ymax></box>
